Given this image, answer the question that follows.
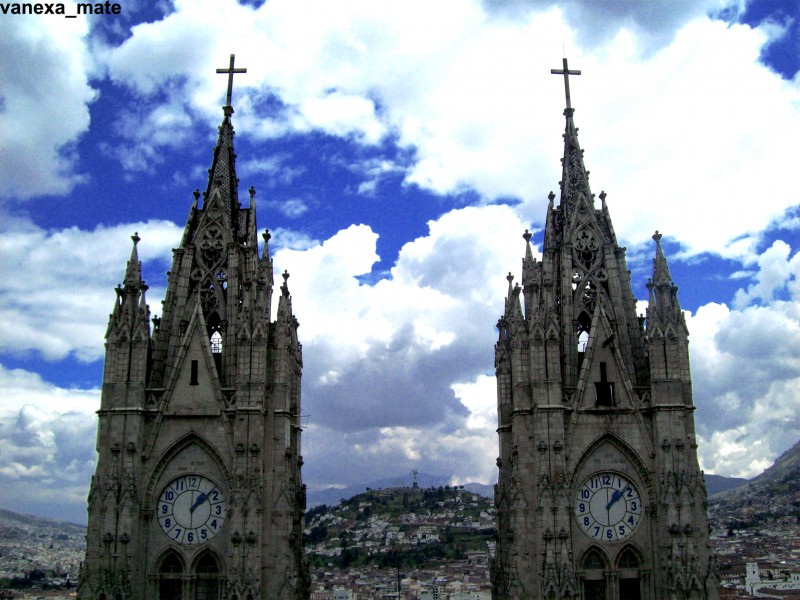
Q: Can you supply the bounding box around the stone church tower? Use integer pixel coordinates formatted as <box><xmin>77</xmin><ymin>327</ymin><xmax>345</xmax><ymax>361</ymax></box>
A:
<box><xmin>78</xmin><ymin>58</ymin><xmax>308</xmax><ymax>600</ymax></box>
<box><xmin>492</xmin><ymin>61</ymin><xmax>718</xmax><ymax>600</ymax></box>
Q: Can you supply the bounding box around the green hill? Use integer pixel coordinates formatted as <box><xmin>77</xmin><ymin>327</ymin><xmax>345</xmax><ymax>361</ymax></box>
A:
<box><xmin>304</xmin><ymin>485</ymin><xmax>495</xmax><ymax>570</ymax></box>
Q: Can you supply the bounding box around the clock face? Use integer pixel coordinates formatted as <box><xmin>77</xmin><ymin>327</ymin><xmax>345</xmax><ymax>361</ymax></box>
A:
<box><xmin>575</xmin><ymin>472</ymin><xmax>642</xmax><ymax>542</ymax></box>
<box><xmin>157</xmin><ymin>474</ymin><xmax>226</xmax><ymax>545</ymax></box>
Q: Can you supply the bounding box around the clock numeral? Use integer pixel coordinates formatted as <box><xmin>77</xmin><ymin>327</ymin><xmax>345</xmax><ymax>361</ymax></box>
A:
<box><xmin>581</xmin><ymin>489</ymin><xmax>590</xmax><ymax>499</ymax></box>
<box><xmin>165</xmin><ymin>491</ymin><xmax>174</xmax><ymax>501</ymax></box>
<box><xmin>172</xmin><ymin>528</ymin><xmax>182</xmax><ymax>541</ymax></box>
<box><xmin>618</xmin><ymin>525</ymin><xmax>626</xmax><ymax>537</ymax></box>
<box><xmin>210</xmin><ymin>519</ymin><xmax>218</xmax><ymax>530</ymax></box>
<box><xmin>578</xmin><ymin>502</ymin><xmax>586</xmax><ymax>513</ymax></box>
<box><xmin>187</xmin><ymin>531</ymin><xmax>194</xmax><ymax>543</ymax></box>
<box><xmin>161</xmin><ymin>504</ymin><xmax>169</xmax><ymax>515</ymax></box>
<box><xmin>630</xmin><ymin>501</ymin><xmax>638</xmax><ymax>511</ymax></box>
<box><xmin>602</xmin><ymin>474</ymin><xmax>611</xmax><ymax>486</ymax></box>
<box><xmin>583</xmin><ymin>516</ymin><xmax>591</xmax><ymax>527</ymax></box>
<box><xmin>163</xmin><ymin>518</ymin><xmax>172</xmax><ymax>529</ymax></box>
<box><xmin>201</xmin><ymin>529</ymin><xmax>208</xmax><ymax>540</ymax></box>
<box><xmin>606</xmin><ymin>528</ymin><xmax>614</xmax><ymax>540</ymax></box>
<box><xmin>188</xmin><ymin>476</ymin><xmax>198</xmax><ymax>488</ymax></box>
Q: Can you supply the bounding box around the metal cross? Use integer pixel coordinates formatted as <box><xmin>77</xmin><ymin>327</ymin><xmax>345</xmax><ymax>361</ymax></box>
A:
<box><xmin>216</xmin><ymin>54</ymin><xmax>247</xmax><ymax>108</ymax></box>
<box><xmin>551</xmin><ymin>57</ymin><xmax>581</xmax><ymax>110</ymax></box>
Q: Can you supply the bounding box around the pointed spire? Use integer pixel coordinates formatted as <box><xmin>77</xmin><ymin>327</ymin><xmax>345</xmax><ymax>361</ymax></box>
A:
<box><xmin>204</xmin><ymin>55</ymin><xmax>248</xmax><ymax>220</ymax></box>
<box><xmin>647</xmin><ymin>231</ymin><xmax>682</xmax><ymax>324</ymax></box>
<box><xmin>521</xmin><ymin>229</ymin><xmax>537</xmax><ymax>287</ymax></box>
<box><xmin>124</xmin><ymin>232</ymin><xmax>143</xmax><ymax>290</ymax></box>
<box><xmin>276</xmin><ymin>269</ymin><xmax>299</xmax><ymax>336</ymax></box>
<box><xmin>551</xmin><ymin>58</ymin><xmax>593</xmax><ymax>223</ymax></box>
<box><xmin>204</xmin><ymin>110</ymin><xmax>239</xmax><ymax>217</ymax></box>
<box><xmin>651</xmin><ymin>230</ymin><xmax>674</xmax><ymax>287</ymax></box>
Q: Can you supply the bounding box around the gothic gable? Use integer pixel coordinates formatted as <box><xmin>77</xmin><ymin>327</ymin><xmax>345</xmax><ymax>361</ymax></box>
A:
<box><xmin>162</xmin><ymin>302</ymin><xmax>224</xmax><ymax>416</ymax></box>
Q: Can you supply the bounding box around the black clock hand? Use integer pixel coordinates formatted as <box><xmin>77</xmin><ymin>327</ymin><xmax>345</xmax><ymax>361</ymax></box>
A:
<box><xmin>605</xmin><ymin>486</ymin><xmax>627</xmax><ymax>511</ymax></box>
<box><xmin>190</xmin><ymin>490</ymin><xmax>211</xmax><ymax>513</ymax></box>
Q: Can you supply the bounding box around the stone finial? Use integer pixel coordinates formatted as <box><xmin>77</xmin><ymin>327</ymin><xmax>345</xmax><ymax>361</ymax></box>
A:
<box><xmin>193</xmin><ymin>188</ymin><xmax>200</xmax><ymax>202</ymax></box>
<box><xmin>131</xmin><ymin>232</ymin><xmax>140</xmax><ymax>245</ymax></box>
<box><xmin>523</xmin><ymin>229</ymin><xmax>533</xmax><ymax>243</ymax></box>
<box><xmin>262</xmin><ymin>229</ymin><xmax>271</xmax><ymax>243</ymax></box>
<box><xmin>249</xmin><ymin>186</ymin><xmax>256</xmax><ymax>199</ymax></box>
<box><xmin>281</xmin><ymin>270</ymin><xmax>290</xmax><ymax>296</ymax></box>
<box><xmin>653</xmin><ymin>230</ymin><xmax>663</xmax><ymax>244</ymax></box>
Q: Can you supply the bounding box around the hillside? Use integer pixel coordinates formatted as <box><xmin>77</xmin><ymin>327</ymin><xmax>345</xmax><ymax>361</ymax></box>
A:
<box><xmin>304</xmin><ymin>485</ymin><xmax>495</xmax><ymax>570</ymax></box>
<box><xmin>0</xmin><ymin>509</ymin><xmax>85</xmax><ymax>589</ymax></box>
<box><xmin>707</xmin><ymin>437</ymin><xmax>800</xmax><ymax>533</ymax></box>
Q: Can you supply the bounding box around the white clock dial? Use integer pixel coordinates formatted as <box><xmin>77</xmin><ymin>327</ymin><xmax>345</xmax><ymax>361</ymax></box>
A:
<box><xmin>157</xmin><ymin>474</ymin><xmax>226</xmax><ymax>545</ymax></box>
<box><xmin>575</xmin><ymin>472</ymin><xmax>642</xmax><ymax>542</ymax></box>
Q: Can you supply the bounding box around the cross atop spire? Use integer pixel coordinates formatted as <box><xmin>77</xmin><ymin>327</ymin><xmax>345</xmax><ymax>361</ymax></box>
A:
<box><xmin>550</xmin><ymin>57</ymin><xmax>581</xmax><ymax>112</ymax></box>
<box><xmin>216</xmin><ymin>54</ymin><xmax>247</xmax><ymax>111</ymax></box>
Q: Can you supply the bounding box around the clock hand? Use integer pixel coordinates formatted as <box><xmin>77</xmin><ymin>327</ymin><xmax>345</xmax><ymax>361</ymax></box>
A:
<box><xmin>190</xmin><ymin>490</ymin><xmax>210</xmax><ymax>513</ymax></box>
<box><xmin>605</xmin><ymin>487</ymin><xmax>627</xmax><ymax>511</ymax></box>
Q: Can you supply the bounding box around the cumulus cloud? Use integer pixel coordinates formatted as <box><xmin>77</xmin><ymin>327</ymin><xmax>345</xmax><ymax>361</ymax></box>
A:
<box><xmin>0</xmin><ymin>11</ymin><xmax>96</xmax><ymax>199</ymax></box>
<box><xmin>0</xmin><ymin>217</ymin><xmax>180</xmax><ymax>362</ymax></box>
<box><xmin>0</xmin><ymin>365</ymin><xmax>99</xmax><ymax>524</ymax></box>
<box><xmin>275</xmin><ymin>205</ymin><xmax>530</xmax><ymax>488</ymax></box>
<box><xmin>690</xmin><ymin>240</ymin><xmax>800</xmax><ymax>478</ymax></box>
<box><xmin>483</xmin><ymin>0</ymin><xmax>741</xmax><ymax>53</ymax></box>
<box><xmin>93</xmin><ymin>0</ymin><xmax>800</xmax><ymax>262</ymax></box>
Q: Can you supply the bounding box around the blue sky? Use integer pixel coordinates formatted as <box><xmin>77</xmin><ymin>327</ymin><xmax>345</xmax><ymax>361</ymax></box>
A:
<box><xmin>1</xmin><ymin>0</ymin><xmax>798</xmax><ymax>525</ymax></box>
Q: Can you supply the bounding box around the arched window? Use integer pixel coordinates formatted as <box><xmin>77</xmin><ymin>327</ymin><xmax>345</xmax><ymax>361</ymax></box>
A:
<box><xmin>158</xmin><ymin>551</ymin><xmax>183</xmax><ymax>600</ymax></box>
<box><xmin>194</xmin><ymin>551</ymin><xmax>221</xmax><ymax>600</ymax></box>
<box><xmin>618</xmin><ymin>548</ymin><xmax>642</xmax><ymax>600</ymax></box>
<box><xmin>210</xmin><ymin>331</ymin><xmax>223</xmax><ymax>354</ymax></box>
<box><xmin>582</xmin><ymin>549</ymin><xmax>607</xmax><ymax>600</ymax></box>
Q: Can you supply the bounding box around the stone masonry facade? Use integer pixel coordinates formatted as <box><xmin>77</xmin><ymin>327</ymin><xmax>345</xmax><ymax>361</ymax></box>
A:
<box><xmin>491</xmin><ymin>72</ymin><xmax>719</xmax><ymax>600</ymax></box>
<box><xmin>77</xmin><ymin>102</ymin><xmax>307</xmax><ymax>600</ymax></box>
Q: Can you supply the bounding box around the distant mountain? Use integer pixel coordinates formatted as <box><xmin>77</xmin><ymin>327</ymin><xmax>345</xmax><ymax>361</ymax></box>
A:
<box><xmin>751</xmin><ymin>437</ymin><xmax>800</xmax><ymax>486</ymax></box>
<box><xmin>707</xmin><ymin>437</ymin><xmax>800</xmax><ymax>534</ymax></box>
<box><xmin>463</xmin><ymin>482</ymin><xmax>494</xmax><ymax>499</ymax></box>
<box><xmin>0</xmin><ymin>508</ymin><xmax>85</xmax><ymax>533</ymax></box>
<box><xmin>704</xmin><ymin>473</ymin><xmax>748</xmax><ymax>496</ymax></box>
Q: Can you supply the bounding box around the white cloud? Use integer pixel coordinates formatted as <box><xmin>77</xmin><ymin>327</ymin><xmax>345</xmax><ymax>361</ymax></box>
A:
<box><xmin>732</xmin><ymin>240</ymin><xmax>800</xmax><ymax>307</ymax></box>
<box><xmin>689</xmin><ymin>240</ymin><xmax>800</xmax><ymax>477</ymax></box>
<box><xmin>0</xmin><ymin>11</ymin><xmax>96</xmax><ymax>199</ymax></box>
<box><xmin>274</xmin><ymin>205</ymin><xmax>529</xmax><ymax>488</ymax></box>
<box><xmin>0</xmin><ymin>365</ymin><xmax>99</xmax><ymax>524</ymax></box>
<box><xmin>0</xmin><ymin>217</ymin><xmax>180</xmax><ymax>362</ymax></box>
<box><xmin>95</xmin><ymin>0</ymin><xmax>800</xmax><ymax>262</ymax></box>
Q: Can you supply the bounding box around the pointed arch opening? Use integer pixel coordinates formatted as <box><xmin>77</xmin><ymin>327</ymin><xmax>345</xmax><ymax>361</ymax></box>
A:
<box><xmin>617</xmin><ymin>547</ymin><xmax>643</xmax><ymax>600</ymax></box>
<box><xmin>193</xmin><ymin>550</ymin><xmax>222</xmax><ymax>600</ymax></box>
<box><xmin>581</xmin><ymin>547</ymin><xmax>609</xmax><ymax>600</ymax></box>
<box><xmin>157</xmin><ymin>550</ymin><xmax>184</xmax><ymax>600</ymax></box>
<box><xmin>577</xmin><ymin>310</ymin><xmax>591</xmax><ymax>365</ymax></box>
<box><xmin>207</xmin><ymin>311</ymin><xmax>223</xmax><ymax>377</ymax></box>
